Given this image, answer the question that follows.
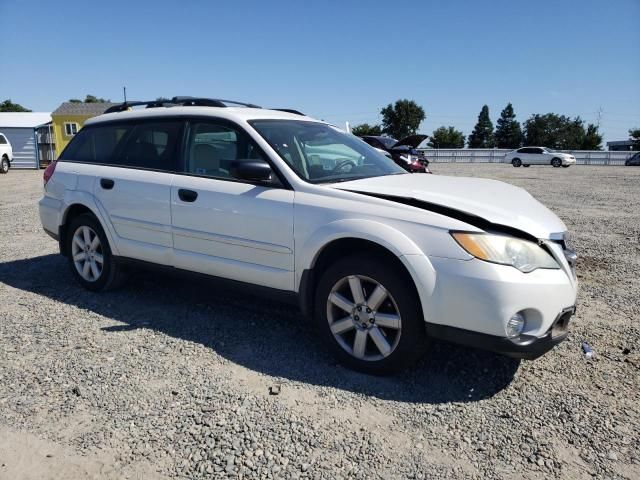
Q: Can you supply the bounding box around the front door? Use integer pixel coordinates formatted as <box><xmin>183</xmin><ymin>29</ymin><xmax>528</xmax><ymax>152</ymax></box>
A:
<box><xmin>170</xmin><ymin>120</ymin><xmax>295</xmax><ymax>290</ymax></box>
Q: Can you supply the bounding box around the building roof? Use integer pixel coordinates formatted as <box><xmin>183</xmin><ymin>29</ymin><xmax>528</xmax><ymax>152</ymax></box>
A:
<box><xmin>0</xmin><ymin>112</ymin><xmax>52</xmax><ymax>128</ymax></box>
<box><xmin>606</xmin><ymin>140</ymin><xmax>634</xmax><ymax>146</ymax></box>
<box><xmin>52</xmin><ymin>102</ymin><xmax>118</xmax><ymax>116</ymax></box>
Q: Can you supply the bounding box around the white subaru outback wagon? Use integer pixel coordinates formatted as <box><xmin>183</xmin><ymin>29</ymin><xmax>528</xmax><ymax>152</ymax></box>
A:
<box><xmin>39</xmin><ymin>97</ymin><xmax>578</xmax><ymax>374</ymax></box>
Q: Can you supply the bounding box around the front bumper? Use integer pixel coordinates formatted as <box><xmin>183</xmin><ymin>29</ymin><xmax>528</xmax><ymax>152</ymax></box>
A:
<box><xmin>425</xmin><ymin>306</ymin><xmax>575</xmax><ymax>359</ymax></box>
<box><xmin>423</xmin><ymin>255</ymin><xmax>577</xmax><ymax>340</ymax></box>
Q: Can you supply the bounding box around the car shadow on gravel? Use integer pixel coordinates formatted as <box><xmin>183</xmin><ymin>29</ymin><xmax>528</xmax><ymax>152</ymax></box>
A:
<box><xmin>0</xmin><ymin>254</ymin><xmax>520</xmax><ymax>404</ymax></box>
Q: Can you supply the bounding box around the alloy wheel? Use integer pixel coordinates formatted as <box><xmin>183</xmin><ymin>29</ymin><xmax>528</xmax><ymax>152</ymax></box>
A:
<box><xmin>326</xmin><ymin>275</ymin><xmax>402</xmax><ymax>361</ymax></box>
<box><xmin>71</xmin><ymin>225</ymin><xmax>104</xmax><ymax>282</ymax></box>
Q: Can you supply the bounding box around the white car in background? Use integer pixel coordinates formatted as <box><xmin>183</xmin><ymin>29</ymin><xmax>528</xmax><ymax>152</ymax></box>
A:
<box><xmin>0</xmin><ymin>132</ymin><xmax>12</xmax><ymax>173</ymax></box>
<box><xmin>505</xmin><ymin>147</ymin><xmax>576</xmax><ymax>168</ymax></box>
<box><xmin>38</xmin><ymin>97</ymin><xmax>578</xmax><ymax>374</ymax></box>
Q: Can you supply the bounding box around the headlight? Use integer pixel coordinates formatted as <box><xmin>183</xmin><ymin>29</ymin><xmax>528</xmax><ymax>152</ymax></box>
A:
<box><xmin>399</xmin><ymin>154</ymin><xmax>413</xmax><ymax>164</ymax></box>
<box><xmin>451</xmin><ymin>232</ymin><xmax>560</xmax><ymax>273</ymax></box>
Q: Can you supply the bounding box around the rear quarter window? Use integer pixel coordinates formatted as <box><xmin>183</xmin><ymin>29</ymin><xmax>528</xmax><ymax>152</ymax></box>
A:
<box><xmin>60</xmin><ymin>124</ymin><xmax>131</xmax><ymax>163</ymax></box>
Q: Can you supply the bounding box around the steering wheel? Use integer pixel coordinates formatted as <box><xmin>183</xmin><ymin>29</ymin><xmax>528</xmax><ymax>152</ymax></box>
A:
<box><xmin>331</xmin><ymin>158</ymin><xmax>357</xmax><ymax>174</ymax></box>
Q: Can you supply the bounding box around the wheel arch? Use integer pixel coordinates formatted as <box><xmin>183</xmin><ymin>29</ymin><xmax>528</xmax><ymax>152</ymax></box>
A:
<box><xmin>59</xmin><ymin>198</ymin><xmax>116</xmax><ymax>257</ymax></box>
<box><xmin>296</xmin><ymin>220</ymin><xmax>435</xmax><ymax>321</ymax></box>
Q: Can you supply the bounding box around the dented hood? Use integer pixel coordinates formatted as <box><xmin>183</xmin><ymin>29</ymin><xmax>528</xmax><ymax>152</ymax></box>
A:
<box><xmin>331</xmin><ymin>173</ymin><xmax>567</xmax><ymax>239</ymax></box>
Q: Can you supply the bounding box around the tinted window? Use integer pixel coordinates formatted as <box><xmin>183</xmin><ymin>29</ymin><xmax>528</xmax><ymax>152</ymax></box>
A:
<box><xmin>115</xmin><ymin>121</ymin><xmax>182</xmax><ymax>170</ymax></box>
<box><xmin>184</xmin><ymin>121</ymin><xmax>266</xmax><ymax>179</ymax></box>
<box><xmin>60</xmin><ymin>124</ymin><xmax>131</xmax><ymax>163</ymax></box>
<box><xmin>0</xmin><ymin>135</ymin><xmax>6</xmax><ymax>144</ymax></box>
<box><xmin>533</xmin><ymin>148</ymin><xmax>543</xmax><ymax>154</ymax></box>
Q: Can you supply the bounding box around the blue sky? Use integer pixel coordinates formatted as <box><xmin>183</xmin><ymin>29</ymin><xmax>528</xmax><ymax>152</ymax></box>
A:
<box><xmin>1</xmin><ymin>0</ymin><xmax>638</xmax><ymax>143</ymax></box>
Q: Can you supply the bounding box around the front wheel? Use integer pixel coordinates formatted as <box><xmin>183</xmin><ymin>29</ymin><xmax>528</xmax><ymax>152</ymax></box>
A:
<box><xmin>562</xmin><ymin>165</ymin><xmax>570</xmax><ymax>168</ymax></box>
<box><xmin>0</xmin><ymin>157</ymin><xmax>9</xmax><ymax>174</ymax></box>
<box><xmin>511</xmin><ymin>158</ymin><xmax>522</xmax><ymax>167</ymax></box>
<box><xmin>314</xmin><ymin>254</ymin><xmax>427</xmax><ymax>375</ymax></box>
<box><xmin>523</xmin><ymin>164</ymin><xmax>530</xmax><ymax>168</ymax></box>
<box><xmin>551</xmin><ymin>158</ymin><xmax>562</xmax><ymax>168</ymax></box>
<box><xmin>66</xmin><ymin>213</ymin><xmax>127</xmax><ymax>292</ymax></box>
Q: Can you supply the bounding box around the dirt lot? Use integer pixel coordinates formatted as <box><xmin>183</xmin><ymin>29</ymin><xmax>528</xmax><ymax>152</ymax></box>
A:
<box><xmin>0</xmin><ymin>164</ymin><xmax>639</xmax><ymax>480</ymax></box>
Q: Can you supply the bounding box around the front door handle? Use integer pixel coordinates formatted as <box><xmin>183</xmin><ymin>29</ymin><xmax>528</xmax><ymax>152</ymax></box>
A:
<box><xmin>178</xmin><ymin>189</ymin><xmax>198</xmax><ymax>202</ymax></box>
<box><xmin>100</xmin><ymin>178</ymin><xmax>115</xmax><ymax>190</ymax></box>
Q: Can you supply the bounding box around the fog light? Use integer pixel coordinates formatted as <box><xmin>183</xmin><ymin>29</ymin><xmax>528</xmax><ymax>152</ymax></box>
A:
<box><xmin>506</xmin><ymin>313</ymin><xmax>525</xmax><ymax>338</ymax></box>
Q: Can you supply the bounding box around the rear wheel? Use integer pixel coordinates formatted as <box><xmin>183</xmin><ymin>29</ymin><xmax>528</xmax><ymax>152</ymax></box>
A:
<box><xmin>562</xmin><ymin>165</ymin><xmax>570</xmax><ymax>168</ymax></box>
<box><xmin>523</xmin><ymin>164</ymin><xmax>530</xmax><ymax>168</ymax></box>
<box><xmin>66</xmin><ymin>213</ymin><xmax>127</xmax><ymax>292</ymax></box>
<box><xmin>314</xmin><ymin>254</ymin><xmax>428</xmax><ymax>375</ymax></box>
<box><xmin>511</xmin><ymin>158</ymin><xmax>522</xmax><ymax>167</ymax></box>
<box><xmin>551</xmin><ymin>158</ymin><xmax>562</xmax><ymax>168</ymax></box>
<box><xmin>0</xmin><ymin>157</ymin><xmax>9</xmax><ymax>174</ymax></box>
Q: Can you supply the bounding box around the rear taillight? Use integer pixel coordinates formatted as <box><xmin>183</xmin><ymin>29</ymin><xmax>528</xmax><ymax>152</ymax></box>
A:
<box><xmin>43</xmin><ymin>161</ymin><xmax>57</xmax><ymax>185</ymax></box>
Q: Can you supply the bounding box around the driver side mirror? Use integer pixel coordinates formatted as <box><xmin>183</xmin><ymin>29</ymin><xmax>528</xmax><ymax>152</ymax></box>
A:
<box><xmin>230</xmin><ymin>159</ymin><xmax>272</xmax><ymax>182</ymax></box>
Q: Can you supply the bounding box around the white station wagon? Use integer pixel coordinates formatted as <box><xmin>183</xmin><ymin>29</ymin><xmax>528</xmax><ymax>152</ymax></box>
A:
<box><xmin>39</xmin><ymin>97</ymin><xmax>578</xmax><ymax>374</ymax></box>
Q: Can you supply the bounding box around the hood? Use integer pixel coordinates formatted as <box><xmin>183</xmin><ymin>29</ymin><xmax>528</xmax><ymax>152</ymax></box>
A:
<box><xmin>392</xmin><ymin>134</ymin><xmax>428</xmax><ymax>149</ymax></box>
<box><xmin>331</xmin><ymin>174</ymin><xmax>566</xmax><ymax>239</ymax></box>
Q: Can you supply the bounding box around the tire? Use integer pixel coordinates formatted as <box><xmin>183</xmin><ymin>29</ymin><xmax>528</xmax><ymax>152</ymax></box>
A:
<box><xmin>314</xmin><ymin>253</ymin><xmax>428</xmax><ymax>375</ymax></box>
<box><xmin>0</xmin><ymin>157</ymin><xmax>9</xmax><ymax>174</ymax></box>
<box><xmin>523</xmin><ymin>164</ymin><xmax>530</xmax><ymax>168</ymax></box>
<box><xmin>66</xmin><ymin>213</ymin><xmax>127</xmax><ymax>292</ymax></box>
<box><xmin>511</xmin><ymin>158</ymin><xmax>522</xmax><ymax>167</ymax></box>
<box><xmin>551</xmin><ymin>158</ymin><xmax>562</xmax><ymax>168</ymax></box>
<box><xmin>562</xmin><ymin>165</ymin><xmax>570</xmax><ymax>168</ymax></box>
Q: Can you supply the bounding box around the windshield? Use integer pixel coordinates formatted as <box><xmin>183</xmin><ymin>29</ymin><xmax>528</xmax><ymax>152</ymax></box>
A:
<box><xmin>377</xmin><ymin>137</ymin><xmax>398</xmax><ymax>149</ymax></box>
<box><xmin>250</xmin><ymin>120</ymin><xmax>406</xmax><ymax>183</ymax></box>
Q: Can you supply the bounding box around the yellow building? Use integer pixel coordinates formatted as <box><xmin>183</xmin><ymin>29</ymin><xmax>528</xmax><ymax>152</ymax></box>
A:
<box><xmin>51</xmin><ymin>102</ymin><xmax>116</xmax><ymax>157</ymax></box>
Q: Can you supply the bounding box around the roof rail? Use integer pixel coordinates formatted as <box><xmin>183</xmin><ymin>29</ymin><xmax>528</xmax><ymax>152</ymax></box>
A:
<box><xmin>104</xmin><ymin>96</ymin><xmax>262</xmax><ymax>114</ymax></box>
<box><xmin>271</xmin><ymin>108</ymin><xmax>305</xmax><ymax>116</ymax></box>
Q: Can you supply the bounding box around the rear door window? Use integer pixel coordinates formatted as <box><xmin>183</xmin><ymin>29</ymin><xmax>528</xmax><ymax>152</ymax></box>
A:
<box><xmin>114</xmin><ymin>121</ymin><xmax>183</xmax><ymax>171</ymax></box>
<box><xmin>0</xmin><ymin>135</ymin><xmax>7</xmax><ymax>144</ymax></box>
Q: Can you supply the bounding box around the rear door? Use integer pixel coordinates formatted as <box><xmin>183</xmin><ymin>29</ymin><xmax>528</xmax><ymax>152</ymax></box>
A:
<box><xmin>91</xmin><ymin>119</ymin><xmax>183</xmax><ymax>265</ymax></box>
<box><xmin>170</xmin><ymin>119</ymin><xmax>295</xmax><ymax>290</ymax></box>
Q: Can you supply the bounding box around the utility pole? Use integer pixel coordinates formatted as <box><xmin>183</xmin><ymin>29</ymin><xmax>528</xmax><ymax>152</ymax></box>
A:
<box><xmin>123</xmin><ymin>86</ymin><xmax>127</xmax><ymax>103</ymax></box>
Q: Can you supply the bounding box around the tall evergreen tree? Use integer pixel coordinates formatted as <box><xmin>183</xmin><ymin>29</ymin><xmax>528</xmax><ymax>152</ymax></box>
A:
<box><xmin>494</xmin><ymin>103</ymin><xmax>523</xmax><ymax>148</ymax></box>
<box><xmin>581</xmin><ymin>124</ymin><xmax>603</xmax><ymax>150</ymax></box>
<box><xmin>467</xmin><ymin>105</ymin><xmax>495</xmax><ymax>148</ymax></box>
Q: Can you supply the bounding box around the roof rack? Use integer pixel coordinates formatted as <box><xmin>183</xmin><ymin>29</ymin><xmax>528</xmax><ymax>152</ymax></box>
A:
<box><xmin>104</xmin><ymin>96</ymin><xmax>262</xmax><ymax>114</ymax></box>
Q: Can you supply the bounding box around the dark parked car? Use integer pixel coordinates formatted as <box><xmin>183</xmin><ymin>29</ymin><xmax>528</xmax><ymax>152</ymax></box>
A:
<box><xmin>360</xmin><ymin>135</ymin><xmax>430</xmax><ymax>173</ymax></box>
<box><xmin>625</xmin><ymin>152</ymin><xmax>640</xmax><ymax>166</ymax></box>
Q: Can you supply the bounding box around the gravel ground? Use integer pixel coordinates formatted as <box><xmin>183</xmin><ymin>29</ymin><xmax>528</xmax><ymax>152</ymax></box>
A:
<box><xmin>0</xmin><ymin>164</ymin><xmax>638</xmax><ymax>480</ymax></box>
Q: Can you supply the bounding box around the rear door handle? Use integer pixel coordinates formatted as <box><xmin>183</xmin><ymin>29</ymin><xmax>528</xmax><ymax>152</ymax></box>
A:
<box><xmin>100</xmin><ymin>178</ymin><xmax>114</xmax><ymax>190</ymax></box>
<box><xmin>178</xmin><ymin>189</ymin><xmax>198</xmax><ymax>202</ymax></box>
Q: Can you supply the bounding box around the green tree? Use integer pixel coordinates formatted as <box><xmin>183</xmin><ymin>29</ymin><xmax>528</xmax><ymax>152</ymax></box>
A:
<box><xmin>380</xmin><ymin>99</ymin><xmax>425</xmax><ymax>139</ymax></box>
<box><xmin>467</xmin><ymin>105</ymin><xmax>495</xmax><ymax>148</ymax></box>
<box><xmin>494</xmin><ymin>103</ymin><xmax>523</xmax><ymax>148</ymax></box>
<box><xmin>581</xmin><ymin>124</ymin><xmax>603</xmax><ymax>150</ymax></box>
<box><xmin>524</xmin><ymin>113</ymin><xmax>592</xmax><ymax>150</ymax></box>
<box><xmin>629</xmin><ymin>128</ymin><xmax>640</xmax><ymax>150</ymax></box>
<box><xmin>69</xmin><ymin>95</ymin><xmax>110</xmax><ymax>103</ymax></box>
<box><xmin>0</xmin><ymin>99</ymin><xmax>32</xmax><ymax>112</ymax></box>
<box><xmin>428</xmin><ymin>126</ymin><xmax>465</xmax><ymax>148</ymax></box>
<box><xmin>351</xmin><ymin>123</ymin><xmax>382</xmax><ymax>136</ymax></box>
